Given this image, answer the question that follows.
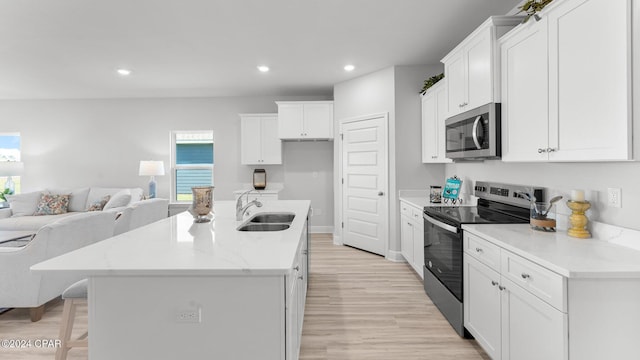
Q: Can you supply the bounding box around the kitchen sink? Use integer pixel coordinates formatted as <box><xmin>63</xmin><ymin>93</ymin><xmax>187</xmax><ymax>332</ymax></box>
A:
<box><xmin>237</xmin><ymin>223</ymin><xmax>290</xmax><ymax>232</ymax></box>
<box><xmin>247</xmin><ymin>212</ymin><xmax>295</xmax><ymax>224</ymax></box>
<box><xmin>237</xmin><ymin>212</ymin><xmax>295</xmax><ymax>232</ymax></box>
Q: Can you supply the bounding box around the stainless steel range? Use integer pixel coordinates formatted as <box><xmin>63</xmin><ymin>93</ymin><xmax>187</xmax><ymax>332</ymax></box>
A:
<box><xmin>422</xmin><ymin>181</ymin><xmax>544</xmax><ymax>337</ymax></box>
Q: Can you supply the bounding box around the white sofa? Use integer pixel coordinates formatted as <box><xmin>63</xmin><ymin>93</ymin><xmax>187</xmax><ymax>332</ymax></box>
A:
<box><xmin>0</xmin><ymin>187</ymin><xmax>168</xmax><ymax>235</ymax></box>
<box><xmin>0</xmin><ymin>211</ymin><xmax>115</xmax><ymax>321</ymax></box>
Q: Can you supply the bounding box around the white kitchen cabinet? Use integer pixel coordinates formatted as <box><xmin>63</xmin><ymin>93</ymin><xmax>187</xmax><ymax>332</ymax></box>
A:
<box><xmin>500</xmin><ymin>0</ymin><xmax>632</xmax><ymax>162</ymax></box>
<box><xmin>400</xmin><ymin>200</ymin><xmax>424</xmax><ymax>278</ymax></box>
<box><xmin>276</xmin><ymin>101</ymin><xmax>334</xmax><ymax>140</ymax></box>
<box><xmin>240</xmin><ymin>114</ymin><xmax>282</xmax><ymax>165</ymax></box>
<box><xmin>442</xmin><ymin>16</ymin><xmax>522</xmax><ymax>118</ymax></box>
<box><xmin>421</xmin><ymin>81</ymin><xmax>451</xmax><ymax>163</ymax></box>
<box><xmin>463</xmin><ymin>232</ymin><xmax>568</xmax><ymax>360</ymax></box>
<box><xmin>286</xmin><ymin>223</ymin><xmax>309</xmax><ymax>360</ymax></box>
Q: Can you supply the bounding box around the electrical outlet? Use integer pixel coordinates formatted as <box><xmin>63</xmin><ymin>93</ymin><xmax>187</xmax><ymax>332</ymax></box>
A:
<box><xmin>176</xmin><ymin>308</ymin><xmax>201</xmax><ymax>323</ymax></box>
<box><xmin>607</xmin><ymin>188</ymin><xmax>621</xmax><ymax>208</ymax></box>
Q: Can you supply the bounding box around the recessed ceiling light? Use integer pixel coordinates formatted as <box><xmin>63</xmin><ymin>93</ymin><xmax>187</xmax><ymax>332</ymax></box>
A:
<box><xmin>116</xmin><ymin>68</ymin><xmax>132</xmax><ymax>76</ymax></box>
<box><xmin>257</xmin><ymin>65</ymin><xmax>270</xmax><ymax>73</ymax></box>
<box><xmin>344</xmin><ymin>64</ymin><xmax>355</xmax><ymax>72</ymax></box>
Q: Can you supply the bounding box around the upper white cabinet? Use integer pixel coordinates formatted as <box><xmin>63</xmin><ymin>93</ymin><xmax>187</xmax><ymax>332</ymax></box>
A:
<box><xmin>240</xmin><ymin>113</ymin><xmax>282</xmax><ymax>165</ymax></box>
<box><xmin>276</xmin><ymin>101</ymin><xmax>334</xmax><ymax>140</ymax></box>
<box><xmin>501</xmin><ymin>0</ymin><xmax>632</xmax><ymax>162</ymax></box>
<box><xmin>421</xmin><ymin>81</ymin><xmax>452</xmax><ymax>163</ymax></box>
<box><xmin>442</xmin><ymin>16</ymin><xmax>522</xmax><ymax>118</ymax></box>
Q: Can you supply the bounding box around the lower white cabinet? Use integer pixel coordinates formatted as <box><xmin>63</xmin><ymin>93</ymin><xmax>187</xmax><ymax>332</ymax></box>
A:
<box><xmin>464</xmin><ymin>232</ymin><xmax>567</xmax><ymax>360</ymax></box>
<box><xmin>400</xmin><ymin>200</ymin><xmax>424</xmax><ymax>278</ymax></box>
<box><xmin>286</xmin><ymin>219</ymin><xmax>308</xmax><ymax>360</ymax></box>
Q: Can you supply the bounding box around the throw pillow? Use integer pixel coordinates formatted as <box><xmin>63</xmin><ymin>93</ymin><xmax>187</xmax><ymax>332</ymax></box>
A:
<box><xmin>47</xmin><ymin>187</ymin><xmax>90</xmax><ymax>212</ymax></box>
<box><xmin>103</xmin><ymin>189</ymin><xmax>132</xmax><ymax>210</ymax></box>
<box><xmin>87</xmin><ymin>195</ymin><xmax>111</xmax><ymax>211</ymax></box>
<box><xmin>34</xmin><ymin>194</ymin><xmax>70</xmax><ymax>216</ymax></box>
<box><xmin>5</xmin><ymin>191</ymin><xmax>42</xmax><ymax>217</ymax></box>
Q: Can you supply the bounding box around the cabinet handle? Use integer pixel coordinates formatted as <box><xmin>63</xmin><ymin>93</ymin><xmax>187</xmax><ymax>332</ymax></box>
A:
<box><xmin>521</xmin><ymin>273</ymin><xmax>531</xmax><ymax>279</ymax></box>
<box><xmin>431</xmin><ymin>155</ymin><xmax>438</xmax><ymax>159</ymax></box>
<box><xmin>298</xmin><ymin>276</ymin><xmax>304</xmax><ymax>280</ymax></box>
<box><xmin>294</xmin><ymin>266</ymin><xmax>299</xmax><ymax>271</ymax></box>
<box><xmin>491</xmin><ymin>281</ymin><xmax>499</xmax><ymax>286</ymax></box>
<box><xmin>302</xmin><ymin>250</ymin><xmax>308</xmax><ymax>255</ymax></box>
<box><xmin>498</xmin><ymin>285</ymin><xmax>506</xmax><ymax>291</ymax></box>
<box><xmin>538</xmin><ymin>148</ymin><xmax>548</xmax><ymax>153</ymax></box>
<box><xmin>407</xmin><ymin>222</ymin><xmax>412</xmax><ymax>227</ymax></box>
<box><xmin>475</xmin><ymin>247</ymin><xmax>483</xmax><ymax>253</ymax></box>
<box><xmin>547</xmin><ymin>147</ymin><xmax>557</xmax><ymax>153</ymax></box>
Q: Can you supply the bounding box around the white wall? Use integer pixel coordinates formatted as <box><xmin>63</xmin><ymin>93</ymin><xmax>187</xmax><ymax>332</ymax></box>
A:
<box><xmin>0</xmin><ymin>95</ymin><xmax>334</xmax><ymax>227</ymax></box>
<box><xmin>333</xmin><ymin>65</ymin><xmax>445</xmax><ymax>256</ymax></box>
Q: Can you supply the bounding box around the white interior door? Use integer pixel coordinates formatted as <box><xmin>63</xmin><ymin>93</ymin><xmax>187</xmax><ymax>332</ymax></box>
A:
<box><xmin>341</xmin><ymin>115</ymin><xmax>388</xmax><ymax>256</ymax></box>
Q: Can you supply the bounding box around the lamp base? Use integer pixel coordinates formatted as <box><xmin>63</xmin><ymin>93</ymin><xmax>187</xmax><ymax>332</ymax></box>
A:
<box><xmin>148</xmin><ymin>177</ymin><xmax>157</xmax><ymax>199</ymax></box>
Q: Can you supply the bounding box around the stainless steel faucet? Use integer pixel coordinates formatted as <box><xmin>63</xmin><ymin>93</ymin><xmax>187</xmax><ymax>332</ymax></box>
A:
<box><xmin>236</xmin><ymin>190</ymin><xmax>262</xmax><ymax>220</ymax></box>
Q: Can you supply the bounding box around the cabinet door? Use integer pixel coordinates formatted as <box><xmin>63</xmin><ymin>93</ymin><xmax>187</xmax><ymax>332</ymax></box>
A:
<box><xmin>400</xmin><ymin>215</ymin><xmax>414</xmax><ymax>265</ymax></box>
<box><xmin>411</xmin><ymin>215</ymin><xmax>424</xmax><ymax>277</ymax></box>
<box><xmin>501</xmin><ymin>278</ymin><xmax>567</xmax><ymax>360</ymax></box>
<box><xmin>286</xmin><ymin>274</ymin><xmax>299</xmax><ymax>360</ymax></box>
<box><xmin>548</xmin><ymin>0</ymin><xmax>631</xmax><ymax>161</ymax></box>
<box><xmin>278</xmin><ymin>103</ymin><xmax>304</xmax><ymax>139</ymax></box>
<box><xmin>303</xmin><ymin>103</ymin><xmax>333</xmax><ymax>139</ymax></box>
<box><xmin>465</xmin><ymin>27</ymin><xmax>493</xmax><ymax>111</ymax></box>
<box><xmin>421</xmin><ymin>92</ymin><xmax>438</xmax><ymax>162</ymax></box>
<box><xmin>464</xmin><ymin>255</ymin><xmax>502</xmax><ymax>360</ymax></box>
<box><xmin>501</xmin><ymin>18</ymin><xmax>549</xmax><ymax>162</ymax></box>
<box><xmin>260</xmin><ymin>116</ymin><xmax>283</xmax><ymax>164</ymax></box>
<box><xmin>445</xmin><ymin>50</ymin><xmax>466</xmax><ymax>117</ymax></box>
<box><xmin>435</xmin><ymin>85</ymin><xmax>451</xmax><ymax>162</ymax></box>
<box><xmin>241</xmin><ymin>116</ymin><xmax>263</xmax><ymax>165</ymax></box>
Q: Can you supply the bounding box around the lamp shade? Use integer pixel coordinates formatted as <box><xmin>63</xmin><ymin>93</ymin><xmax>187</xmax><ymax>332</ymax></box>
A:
<box><xmin>138</xmin><ymin>161</ymin><xmax>165</xmax><ymax>176</ymax></box>
<box><xmin>0</xmin><ymin>161</ymin><xmax>24</xmax><ymax>176</ymax></box>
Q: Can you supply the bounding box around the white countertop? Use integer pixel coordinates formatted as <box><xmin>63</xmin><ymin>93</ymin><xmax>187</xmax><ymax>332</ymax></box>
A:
<box><xmin>463</xmin><ymin>223</ymin><xmax>640</xmax><ymax>279</ymax></box>
<box><xmin>32</xmin><ymin>200</ymin><xmax>310</xmax><ymax>276</ymax></box>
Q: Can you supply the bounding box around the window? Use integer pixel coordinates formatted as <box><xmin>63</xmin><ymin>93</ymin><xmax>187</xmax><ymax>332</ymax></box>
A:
<box><xmin>171</xmin><ymin>131</ymin><xmax>214</xmax><ymax>202</ymax></box>
<box><xmin>0</xmin><ymin>133</ymin><xmax>21</xmax><ymax>195</ymax></box>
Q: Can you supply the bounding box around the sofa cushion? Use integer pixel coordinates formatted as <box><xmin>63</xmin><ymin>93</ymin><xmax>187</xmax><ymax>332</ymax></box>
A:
<box><xmin>0</xmin><ymin>212</ymin><xmax>79</xmax><ymax>231</ymax></box>
<box><xmin>87</xmin><ymin>195</ymin><xmax>110</xmax><ymax>211</ymax></box>
<box><xmin>5</xmin><ymin>191</ymin><xmax>42</xmax><ymax>217</ymax></box>
<box><xmin>129</xmin><ymin>188</ymin><xmax>144</xmax><ymax>202</ymax></box>
<box><xmin>34</xmin><ymin>194</ymin><xmax>70</xmax><ymax>215</ymax></box>
<box><xmin>47</xmin><ymin>187</ymin><xmax>90</xmax><ymax>212</ymax></box>
<box><xmin>103</xmin><ymin>189</ymin><xmax>131</xmax><ymax>211</ymax></box>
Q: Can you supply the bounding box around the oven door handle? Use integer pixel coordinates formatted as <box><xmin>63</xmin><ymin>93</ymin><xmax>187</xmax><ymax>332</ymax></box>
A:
<box><xmin>423</xmin><ymin>213</ymin><xmax>459</xmax><ymax>234</ymax></box>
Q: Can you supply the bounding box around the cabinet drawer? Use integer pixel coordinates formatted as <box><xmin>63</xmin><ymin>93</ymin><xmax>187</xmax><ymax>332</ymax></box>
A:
<box><xmin>400</xmin><ymin>201</ymin><xmax>412</xmax><ymax>217</ymax></box>
<box><xmin>501</xmin><ymin>250</ymin><xmax>566</xmax><ymax>312</ymax></box>
<box><xmin>410</xmin><ymin>207</ymin><xmax>423</xmax><ymax>223</ymax></box>
<box><xmin>464</xmin><ymin>232</ymin><xmax>501</xmax><ymax>271</ymax></box>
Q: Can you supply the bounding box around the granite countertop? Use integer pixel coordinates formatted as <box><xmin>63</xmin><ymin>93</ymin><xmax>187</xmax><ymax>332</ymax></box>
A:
<box><xmin>32</xmin><ymin>200</ymin><xmax>310</xmax><ymax>276</ymax></box>
<box><xmin>463</xmin><ymin>223</ymin><xmax>640</xmax><ymax>279</ymax></box>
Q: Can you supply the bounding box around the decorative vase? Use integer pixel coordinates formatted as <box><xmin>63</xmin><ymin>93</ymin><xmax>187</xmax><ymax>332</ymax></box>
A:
<box><xmin>190</xmin><ymin>186</ymin><xmax>214</xmax><ymax>223</ymax></box>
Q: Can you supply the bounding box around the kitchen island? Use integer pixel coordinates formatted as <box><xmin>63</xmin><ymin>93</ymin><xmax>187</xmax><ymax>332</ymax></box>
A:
<box><xmin>32</xmin><ymin>200</ymin><xmax>310</xmax><ymax>360</ymax></box>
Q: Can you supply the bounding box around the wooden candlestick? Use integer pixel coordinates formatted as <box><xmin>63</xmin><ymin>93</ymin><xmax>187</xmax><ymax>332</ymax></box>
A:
<box><xmin>567</xmin><ymin>200</ymin><xmax>591</xmax><ymax>238</ymax></box>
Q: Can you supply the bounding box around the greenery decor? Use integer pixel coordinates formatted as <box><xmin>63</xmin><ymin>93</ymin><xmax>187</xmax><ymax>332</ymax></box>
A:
<box><xmin>0</xmin><ymin>188</ymin><xmax>12</xmax><ymax>202</ymax></box>
<box><xmin>420</xmin><ymin>73</ymin><xmax>444</xmax><ymax>95</ymax></box>
<box><xmin>518</xmin><ymin>0</ymin><xmax>554</xmax><ymax>23</ymax></box>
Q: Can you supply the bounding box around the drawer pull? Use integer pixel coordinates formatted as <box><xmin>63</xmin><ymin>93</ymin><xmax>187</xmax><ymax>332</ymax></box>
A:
<box><xmin>475</xmin><ymin>247</ymin><xmax>483</xmax><ymax>253</ymax></box>
<box><xmin>521</xmin><ymin>273</ymin><xmax>531</xmax><ymax>279</ymax></box>
<box><xmin>294</xmin><ymin>266</ymin><xmax>299</xmax><ymax>271</ymax></box>
<box><xmin>298</xmin><ymin>276</ymin><xmax>304</xmax><ymax>280</ymax></box>
<box><xmin>498</xmin><ymin>285</ymin><xmax>506</xmax><ymax>291</ymax></box>
<box><xmin>491</xmin><ymin>281</ymin><xmax>499</xmax><ymax>286</ymax></box>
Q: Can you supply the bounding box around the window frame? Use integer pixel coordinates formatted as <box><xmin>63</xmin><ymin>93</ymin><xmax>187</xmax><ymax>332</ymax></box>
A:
<box><xmin>170</xmin><ymin>130</ymin><xmax>214</xmax><ymax>203</ymax></box>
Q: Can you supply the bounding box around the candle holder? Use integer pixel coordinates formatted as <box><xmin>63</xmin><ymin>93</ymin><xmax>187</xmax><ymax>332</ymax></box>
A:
<box><xmin>190</xmin><ymin>186</ymin><xmax>214</xmax><ymax>223</ymax></box>
<box><xmin>567</xmin><ymin>200</ymin><xmax>591</xmax><ymax>238</ymax></box>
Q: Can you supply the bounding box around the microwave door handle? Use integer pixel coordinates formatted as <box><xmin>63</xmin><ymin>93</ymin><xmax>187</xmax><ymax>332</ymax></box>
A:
<box><xmin>472</xmin><ymin>115</ymin><xmax>482</xmax><ymax>150</ymax></box>
<box><xmin>423</xmin><ymin>213</ymin><xmax>459</xmax><ymax>234</ymax></box>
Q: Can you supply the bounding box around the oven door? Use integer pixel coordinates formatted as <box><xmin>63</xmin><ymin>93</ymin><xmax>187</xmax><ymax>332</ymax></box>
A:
<box><xmin>423</xmin><ymin>213</ymin><xmax>463</xmax><ymax>301</ymax></box>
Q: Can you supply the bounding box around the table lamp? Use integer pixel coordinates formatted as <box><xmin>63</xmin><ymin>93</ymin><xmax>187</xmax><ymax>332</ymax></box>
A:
<box><xmin>0</xmin><ymin>161</ymin><xmax>24</xmax><ymax>193</ymax></box>
<box><xmin>139</xmin><ymin>161</ymin><xmax>165</xmax><ymax>198</ymax></box>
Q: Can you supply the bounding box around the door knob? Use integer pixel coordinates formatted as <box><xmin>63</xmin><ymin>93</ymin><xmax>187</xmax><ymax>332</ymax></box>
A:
<box><xmin>378</xmin><ymin>191</ymin><xmax>384</xmax><ymax>196</ymax></box>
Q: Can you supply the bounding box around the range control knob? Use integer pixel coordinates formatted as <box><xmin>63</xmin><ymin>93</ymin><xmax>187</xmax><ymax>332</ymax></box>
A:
<box><xmin>475</xmin><ymin>186</ymin><xmax>486</xmax><ymax>192</ymax></box>
<box><xmin>428</xmin><ymin>261</ymin><xmax>432</xmax><ymax>268</ymax></box>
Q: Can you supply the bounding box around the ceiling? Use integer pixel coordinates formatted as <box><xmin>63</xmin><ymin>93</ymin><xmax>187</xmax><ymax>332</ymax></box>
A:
<box><xmin>0</xmin><ymin>0</ymin><xmax>521</xmax><ymax>100</ymax></box>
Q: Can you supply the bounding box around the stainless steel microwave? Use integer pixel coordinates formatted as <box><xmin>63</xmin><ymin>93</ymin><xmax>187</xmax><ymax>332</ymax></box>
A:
<box><xmin>445</xmin><ymin>103</ymin><xmax>501</xmax><ymax>160</ymax></box>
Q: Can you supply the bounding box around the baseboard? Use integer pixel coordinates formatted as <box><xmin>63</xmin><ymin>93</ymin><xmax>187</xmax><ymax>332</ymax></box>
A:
<box><xmin>386</xmin><ymin>249</ymin><xmax>406</xmax><ymax>262</ymax></box>
<box><xmin>333</xmin><ymin>234</ymin><xmax>343</xmax><ymax>245</ymax></box>
<box><xmin>310</xmin><ymin>226</ymin><xmax>333</xmax><ymax>234</ymax></box>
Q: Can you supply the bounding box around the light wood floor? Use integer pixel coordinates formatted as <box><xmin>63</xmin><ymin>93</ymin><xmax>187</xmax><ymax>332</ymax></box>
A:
<box><xmin>0</xmin><ymin>233</ymin><xmax>489</xmax><ymax>359</ymax></box>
